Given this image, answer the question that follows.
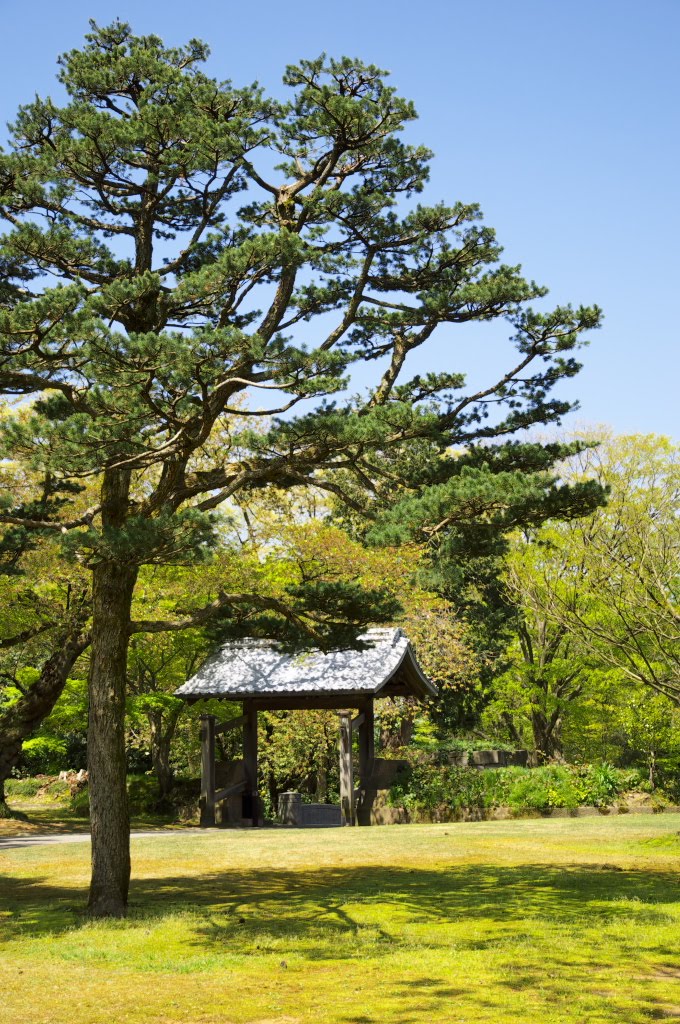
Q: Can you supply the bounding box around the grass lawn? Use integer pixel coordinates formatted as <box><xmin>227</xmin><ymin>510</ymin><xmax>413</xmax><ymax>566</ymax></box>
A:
<box><xmin>0</xmin><ymin>804</ymin><xmax>177</xmax><ymax>836</ymax></box>
<box><xmin>1</xmin><ymin>815</ymin><xmax>680</xmax><ymax>1023</ymax></box>
<box><xmin>0</xmin><ymin>787</ymin><xmax>177</xmax><ymax>837</ymax></box>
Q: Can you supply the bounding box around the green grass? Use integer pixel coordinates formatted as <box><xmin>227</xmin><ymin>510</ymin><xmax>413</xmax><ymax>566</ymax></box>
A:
<box><xmin>0</xmin><ymin>781</ymin><xmax>177</xmax><ymax>836</ymax></box>
<box><xmin>2</xmin><ymin>816</ymin><xmax>680</xmax><ymax>1023</ymax></box>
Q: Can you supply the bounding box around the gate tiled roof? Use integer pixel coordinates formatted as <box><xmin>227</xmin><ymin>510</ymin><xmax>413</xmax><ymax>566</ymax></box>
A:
<box><xmin>174</xmin><ymin>627</ymin><xmax>435</xmax><ymax>701</ymax></box>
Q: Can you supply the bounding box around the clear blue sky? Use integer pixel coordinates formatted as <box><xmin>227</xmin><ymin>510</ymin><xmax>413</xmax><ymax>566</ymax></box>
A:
<box><xmin>2</xmin><ymin>0</ymin><xmax>678</xmax><ymax>438</ymax></box>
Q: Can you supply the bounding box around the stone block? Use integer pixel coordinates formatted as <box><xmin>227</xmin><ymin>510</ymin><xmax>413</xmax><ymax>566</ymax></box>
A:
<box><xmin>278</xmin><ymin>791</ymin><xmax>303</xmax><ymax>826</ymax></box>
<box><xmin>300</xmin><ymin>803</ymin><xmax>342</xmax><ymax>827</ymax></box>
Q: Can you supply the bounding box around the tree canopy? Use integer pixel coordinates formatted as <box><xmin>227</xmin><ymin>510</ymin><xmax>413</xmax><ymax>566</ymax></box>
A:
<box><xmin>0</xmin><ymin>21</ymin><xmax>602</xmax><ymax>915</ymax></box>
<box><xmin>521</xmin><ymin>434</ymin><xmax>680</xmax><ymax>703</ymax></box>
<box><xmin>483</xmin><ymin>433</ymin><xmax>680</xmax><ymax>765</ymax></box>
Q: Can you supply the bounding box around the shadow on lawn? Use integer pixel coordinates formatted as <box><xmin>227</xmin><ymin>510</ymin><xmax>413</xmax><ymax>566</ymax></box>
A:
<box><xmin>1</xmin><ymin>860</ymin><xmax>678</xmax><ymax>940</ymax></box>
<box><xmin>1</xmin><ymin>861</ymin><xmax>679</xmax><ymax>1023</ymax></box>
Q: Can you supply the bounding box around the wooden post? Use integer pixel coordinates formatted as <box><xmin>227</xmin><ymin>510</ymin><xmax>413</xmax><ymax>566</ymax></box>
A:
<box><xmin>338</xmin><ymin>710</ymin><xmax>354</xmax><ymax>826</ymax></box>
<box><xmin>357</xmin><ymin>698</ymin><xmax>375</xmax><ymax>789</ymax></box>
<box><xmin>242</xmin><ymin>701</ymin><xmax>260</xmax><ymax>826</ymax></box>
<box><xmin>200</xmin><ymin>714</ymin><xmax>216</xmax><ymax>828</ymax></box>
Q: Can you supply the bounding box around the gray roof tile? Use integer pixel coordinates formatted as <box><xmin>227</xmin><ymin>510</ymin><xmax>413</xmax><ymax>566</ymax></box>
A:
<box><xmin>174</xmin><ymin>627</ymin><xmax>435</xmax><ymax>700</ymax></box>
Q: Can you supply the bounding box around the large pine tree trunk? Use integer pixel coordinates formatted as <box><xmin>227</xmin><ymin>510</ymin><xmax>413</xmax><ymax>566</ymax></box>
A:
<box><xmin>87</xmin><ymin>468</ymin><xmax>137</xmax><ymax>918</ymax></box>
<box><xmin>87</xmin><ymin>557</ymin><xmax>137</xmax><ymax>916</ymax></box>
<box><xmin>0</xmin><ymin>626</ymin><xmax>89</xmax><ymax>812</ymax></box>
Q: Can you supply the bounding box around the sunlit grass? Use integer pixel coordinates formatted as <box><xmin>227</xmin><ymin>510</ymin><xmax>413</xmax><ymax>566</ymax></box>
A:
<box><xmin>0</xmin><ymin>792</ymin><xmax>175</xmax><ymax>837</ymax></box>
<box><xmin>2</xmin><ymin>816</ymin><xmax>680</xmax><ymax>1023</ymax></box>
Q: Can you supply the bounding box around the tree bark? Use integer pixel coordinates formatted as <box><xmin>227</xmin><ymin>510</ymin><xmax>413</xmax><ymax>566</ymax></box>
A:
<box><xmin>316</xmin><ymin>766</ymin><xmax>328</xmax><ymax>802</ymax></box>
<box><xmin>0</xmin><ymin>624</ymin><xmax>89</xmax><ymax>810</ymax></box>
<box><xmin>501</xmin><ymin>711</ymin><xmax>524</xmax><ymax>748</ymax></box>
<box><xmin>531</xmin><ymin>708</ymin><xmax>563</xmax><ymax>763</ymax></box>
<box><xmin>148</xmin><ymin>708</ymin><xmax>180</xmax><ymax>800</ymax></box>
<box><xmin>87</xmin><ymin>468</ymin><xmax>137</xmax><ymax>918</ymax></box>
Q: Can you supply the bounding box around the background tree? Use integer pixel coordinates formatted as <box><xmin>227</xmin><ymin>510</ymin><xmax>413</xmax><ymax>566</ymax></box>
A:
<box><xmin>520</xmin><ymin>434</ymin><xmax>679</xmax><ymax>704</ymax></box>
<box><xmin>0</xmin><ymin>22</ymin><xmax>601</xmax><ymax>915</ymax></box>
<box><xmin>0</xmin><ymin>454</ymin><xmax>91</xmax><ymax>809</ymax></box>
<box><xmin>340</xmin><ymin>439</ymin><xmax>608</xmax><ymax>733</ymax></box>
<box><xmin>479</xmin><ymin>433</ymin><xmax>679</xmax><ymax>765</ymax></box>
<box><xmin>126</xmin><ymin>628</ymin><xmax>206</xmax><ymax>799</ymax></box>
<box><xmin>485</xmin><ymin>522</ymin><xmax>593</xmax><ymax>761</ymax></box>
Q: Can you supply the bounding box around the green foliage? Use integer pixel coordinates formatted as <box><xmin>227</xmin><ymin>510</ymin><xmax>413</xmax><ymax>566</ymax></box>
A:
<box><xmin>259</xmin><ymin>709</ymin><xmax>340</xmax><ymax>813</ymax></box>
<box><xmin>67</xmin><ymin>773</ymin><xmax>196</xmax><ymax>819</ymax></box>
<box><xmin>481</xmin><ymin>433</ymin><xmax>680</xmax><ymax>767</ymax></box>
<box><xmin>0</xmin><ymin>19</ymin><xmax>601</xmax><ymax>628</ymax></box>
<box><xmin>5</xmin><ymin>775</ymin><xmax>69</xmax><ymax>799</ymax></box>
<box><xmin>512</xmin><ymin>435</ymin><xmax>680</xmax><ymax>704</ymax></box>
<box><xmin>70</xmin><ymin>784</ymin><xmax>90</xmax><ymax>818</ymax></box>
<box><xmin>390</xmin><ymin>759</ymin><xmax>645</xmax><ymax>816</ymax></box>
<box><xmin>126</xmin><ymin>774</ymin><xmax>166</xmax><ymax>814</ymax></box>
<box><xmin>411</xmin><ymin>726</ymin><xmax>515</xmax><ymax>755</ymax></box>
<box><xmin>19</xmin><ymin>736</ymin><xmax>68</xmax><ymax>775</ymax></box>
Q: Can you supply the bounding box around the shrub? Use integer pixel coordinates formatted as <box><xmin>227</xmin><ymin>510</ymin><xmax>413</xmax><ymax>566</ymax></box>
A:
<box><xmin>389</xmin><ymin>757</ymin><xmax>645</xmax><ymax>818</ymax></box>
<box><xmin>5</xmin><ymin>776</ymin><xmax>70</xmax><ymax>800</ymax></box>
<box><xmin>127</xmin><ymin>774</ymin><xmax>165</xmax><ymax>814</ymax></box>
<box><xmin>126</xmin><ymin>747</ymin><xmax>153</xmax><ymax>774</ymax></box>
<box><xmin>505</xmin><ymin>766</ymin><xmax>579</xmax><ymax>812</ymax></box>
<box><xmin>5</xmin><ymin>777</ymin><xmax>46</xmax><ymax>798</ymax></box>
<box><xmin>71</xmin><ymin>785</ymin><xmax>90</xmax><ymax>817</ymax></box>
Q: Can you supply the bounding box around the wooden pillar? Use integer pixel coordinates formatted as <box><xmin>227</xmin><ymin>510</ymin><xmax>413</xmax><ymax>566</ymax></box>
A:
<box><xmin>200</xmin><ymin>714</ymin><xmax>216</xmax><ymax>828</ymax></box>
<box><xmin>242</xmin><ymin>700</ymin><xmax>260</xmax><ymax>826</ymax></box>
<box><xmin>357</xmin><ymin>698</ymin><xmax>375</xmax><ymax>787</ymax></box>
<box><xmin>338</xmin><ymin>710</ymin><xmax>354</xmax><ymax>826</ymax></box>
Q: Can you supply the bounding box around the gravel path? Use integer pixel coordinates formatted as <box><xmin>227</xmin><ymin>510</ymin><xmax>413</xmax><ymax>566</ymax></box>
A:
<box><xmin>0</xmin><ymin>828</ymin><xmax>206</xmax><ymax>851</ymax></box>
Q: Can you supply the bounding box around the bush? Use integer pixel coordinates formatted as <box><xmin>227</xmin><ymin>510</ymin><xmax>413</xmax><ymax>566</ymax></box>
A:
<box><xmin>411</xmin><ymin>729</ymin><xmax>517</xmax><ymax>757</ymax></box>
<box><xmin>69</xmin><ymin>775</ymin><xmax>169</xmax><ymax>819</ymax></box>
<box><xmin>71</xmin><ymin>785</ymin><xmax>90</xmax><ymax>817</ymax></box>
<box><xmin>4</xmin><ymin>778</ymin><xmax>70</xmax><ymax>802</ymax></box>
<box><xmin>64</xmin><ymin>732</ymin><xmax>87</xmax><ymax>771</ymax></box>
<box><xmin>126</xmin><ymin>747</ymin><xmax>153</xmax><ymax>774</ymax></box>
<box><xmin>503</xmin><ymin>765</ymin><xmax>586</xmax><ymax>812</ymax></box>
<box><xmin>389</xmin><ymin>757</ymin><xmax>645</xmax><ymax>818</ymax></box>
<box><xmin>390</xmin><ymin>761</ymin><xmax>505</xmax><ymax>815</ymax></box>
<box><xmin>5</xmin><ymin>776</ymin><xmax>48</xmax><ymax>798</ymax></box>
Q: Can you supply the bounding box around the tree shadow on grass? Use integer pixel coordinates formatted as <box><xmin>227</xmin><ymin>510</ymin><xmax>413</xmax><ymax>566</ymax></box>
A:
<box><xmin>1</xmin><ymin>861</ymin><xmax>679</xmax><ymax>1023</ymax></box>
<box><xmin>1</xmin><ymin>860</ymin><xmax>678</xmax><ymax>942</ymax></box>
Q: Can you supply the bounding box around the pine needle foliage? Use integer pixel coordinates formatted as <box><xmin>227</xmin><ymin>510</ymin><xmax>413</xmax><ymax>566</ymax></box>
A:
<box><xmin>0</xmin><ymin>21</ymin><xmax>602</xmax><ymax>915</ymax></box>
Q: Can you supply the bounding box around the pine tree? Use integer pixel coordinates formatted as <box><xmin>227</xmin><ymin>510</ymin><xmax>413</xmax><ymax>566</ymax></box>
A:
<box><xmin>0</xmin><ymin>21</ymin><xmax>601</xmax><ymax>915</ymax></box>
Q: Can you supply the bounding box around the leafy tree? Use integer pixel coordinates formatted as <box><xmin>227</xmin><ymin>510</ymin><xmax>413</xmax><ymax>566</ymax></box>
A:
<box><xmin>346</xmin><ymin>440</ymin><xmax>608</xmax><ymax>733</ymax></box>
<box><xmin>612</xmin><ymin>690</ymin><xmax>680</xmax><ymax>791</ymax></box>
<box><xmin>485</xmin><ymin>523</ymin><xmax>593</xmax><ymax>761</ymax></box>
<box><xmin>483</xmin><ymin>433</ymin><xmax>680</xmax><ymax>765</ymax></box>
<box><xmin>259</xmin><ymin>708</ymin><xmax>340</xmax><ymax>812</ymax></box>
<box><xmin>0</xmin><ymin>456</ymin><xmax>91</xmax><ymax>809</ymax></box>
<box><xmin>126</xmin><ymin>627</ymin><xmax>206</xmax><ymax>799</ymax></box>
<box><xmin>520</xmin><ymin>434</ymin><xmax>679</xmax><ymax>704</ymax></box>
<box><xmin>0</xmin><ymin>22</ymin><xmax>601</xmax><ymax>915</ymax></box>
